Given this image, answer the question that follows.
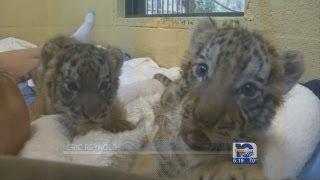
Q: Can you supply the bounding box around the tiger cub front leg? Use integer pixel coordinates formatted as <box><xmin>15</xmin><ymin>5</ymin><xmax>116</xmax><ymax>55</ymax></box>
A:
<box><xmin>193</xmin><ymin>162</ymin><xmax>266</xmax><ymax>180</ymax></box>
<box><xmin>103</xmin><ymin>99</ymin><xmax>135</xmax><ymax>133</ymax></box>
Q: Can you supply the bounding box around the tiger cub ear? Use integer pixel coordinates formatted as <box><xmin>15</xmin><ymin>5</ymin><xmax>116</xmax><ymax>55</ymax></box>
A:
<box><xmin>190</xmin><ymin>18</ymin><xmax>217</xmax><ymax>54</ymax></box>
<box><xmin>281</xmin><ymin>51</ymin><xmax>304</xmax><ymax>93</ymax></box>
<box><xmin>41</xmin><ymin>36</ymin><xmax>79</xmax><ymax>67</ymax></box>
<box><xmin>103</xmin><ymin>46</ymin><xmax>124</xmax><ymax>72</ymax></box>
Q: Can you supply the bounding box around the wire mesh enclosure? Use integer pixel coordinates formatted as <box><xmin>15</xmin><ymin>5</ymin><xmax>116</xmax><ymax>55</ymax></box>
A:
<box><xmin>125</xmin><ymin>0</ymin><xmax>245</xmax><ymax>17</ymax></box>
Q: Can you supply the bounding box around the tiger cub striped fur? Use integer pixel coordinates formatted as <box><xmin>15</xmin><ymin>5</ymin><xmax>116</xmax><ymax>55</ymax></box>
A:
<box><xmin>134</xmin><ymin>18</ymin><xmax>304</xmax><ymax>179</ymax></box>
<box><xmin>29</xmin><ymin>36</ymin><xmax>134</xmax><ymax>136</ymax></box>
<box><xmin>152</xmin><ymin>73</ymin><xmax>180</xmax><ymax>107</ymax></box>
<box><xmin>153</xmin><ymin>73</ymin><xmax>172</xmax><ymax>87</ymax></box>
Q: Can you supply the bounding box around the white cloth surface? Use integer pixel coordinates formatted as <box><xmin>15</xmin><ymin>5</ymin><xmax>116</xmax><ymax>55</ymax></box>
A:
<box><xmin>120</xmin><ymin>57</ymin><xmax>180</xmax><ymax>87</ymax></box>
<box><xmin>0</xmin><ymin>37</ymin><xmax>37</xmax><ymax>53</ymax></box>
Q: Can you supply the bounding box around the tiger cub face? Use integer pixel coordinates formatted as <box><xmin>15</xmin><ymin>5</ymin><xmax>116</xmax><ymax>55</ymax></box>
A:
<box><xmin>179</xmin><ymin>19</ymin><xmax>304</xmax><ymax>151</ymax></box>
<box><xmin>42</xmin><ymin>37</ymin><xmax>123</xmax><ymax>128</ymax></box>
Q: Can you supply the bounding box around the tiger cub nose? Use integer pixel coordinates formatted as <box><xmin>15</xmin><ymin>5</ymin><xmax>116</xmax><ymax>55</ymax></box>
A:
<box><xmin>82</xmin><ymin>105</ymin><xmax>101</xmax><ymax>119</ymax></box>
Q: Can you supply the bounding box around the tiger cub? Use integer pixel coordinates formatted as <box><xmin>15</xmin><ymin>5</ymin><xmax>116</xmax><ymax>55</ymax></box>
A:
<box><xmin>29</xmin><ymin>36</ymin><xmax>134</xmax><ymax>136</ymax></box>
<box><xmin>139</xmin><ymin>18</ymin><xmax>304</xmax><ymax>179</ymax></box>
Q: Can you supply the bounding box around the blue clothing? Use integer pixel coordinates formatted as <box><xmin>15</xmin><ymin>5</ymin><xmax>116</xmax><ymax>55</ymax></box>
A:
<box><xmin>299</xmin><ymin>79</ymin><xmax>320</xmax><ymax>180</ymax></box>
<box><xmin>18</xmin><ymin>81</ymin><xmax>36</xmax><ymax>106</ymax></box>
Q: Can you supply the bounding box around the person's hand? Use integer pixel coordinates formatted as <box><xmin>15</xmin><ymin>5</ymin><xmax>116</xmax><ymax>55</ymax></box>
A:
<box><xmin>0</xmin><ymin>47</ymin><xmax>40</xmax><ymax>79</ymax></box>
<box><xmin>0</xmin><ymin>69</ymin><xmax>30</xmax><ymax>155</ymax></box>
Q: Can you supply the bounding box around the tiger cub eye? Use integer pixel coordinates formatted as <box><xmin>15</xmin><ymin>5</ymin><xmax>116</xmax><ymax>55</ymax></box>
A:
<box><xmin>66</xmin><ymin>82</ymin><xmax>78</xmax><ymax>92</ymax></box>
<box><xmin>99</xmin><ymin>81</ymin><xmax>109</xmax><ymax>91</ymax></box>
<box><xmin>195</xmin><ymin>63</ymin><xmax>209</xmax><ymax>77</ymax></box>
<box><xmin>240</xmin><ymin>83</ymin><xmax>257</xmax><ymax>97</ymax></box>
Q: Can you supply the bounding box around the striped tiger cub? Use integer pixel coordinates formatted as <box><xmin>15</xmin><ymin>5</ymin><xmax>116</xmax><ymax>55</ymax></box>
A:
<box><xmin>29</xmin><ymin>36</ymin><xmax>135</xmax><ymax>136</ymax></box>
<box><xmin>134</xmin><ymin>18</ymin><xmax>304</xmax><ymax>179</ymax></box>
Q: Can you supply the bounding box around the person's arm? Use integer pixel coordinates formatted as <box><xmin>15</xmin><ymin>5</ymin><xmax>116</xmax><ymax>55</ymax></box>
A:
<box><xmin>0</xmin><ymin>47</ymin><xmax>41</xmax><ymax>79</ymax></box>
<box><xmin>0</xmin><ymin>69</ymin><xmax>30</xmax><ymax>155</ymax></box>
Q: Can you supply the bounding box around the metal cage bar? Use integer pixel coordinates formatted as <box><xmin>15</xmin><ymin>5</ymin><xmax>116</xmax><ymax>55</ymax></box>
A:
<box><xmin>126</xmin><ymin>0</ymin><xmax>245</xmax><ymax>18</ymax></box>
<box><xmin>151</xmin><ymin>0</ymin><xmax>153</xmax><ymax>14</ymax></box>
<box><xmin>162</xmin><ymin>0</ymin><xmax>164</xmax><ymax>14</ymax></box>
<box><xmin>171</xmin><ymin>0</ymin><xmax>173</xmax><ymax>14</ymax></box>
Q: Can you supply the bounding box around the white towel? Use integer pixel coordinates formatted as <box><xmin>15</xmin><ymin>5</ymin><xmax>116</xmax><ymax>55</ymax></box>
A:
<box><xmin>263</xmin><ymin>84</ymin><xmax>320</xmax><ymax>179</ymax></box>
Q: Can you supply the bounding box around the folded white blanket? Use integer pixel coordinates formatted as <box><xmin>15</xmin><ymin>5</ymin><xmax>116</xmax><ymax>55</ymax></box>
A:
<box><xmin>263</xmin><ymin>84</ymin><xmax>320</xmax><ymax>179</ymax></box>
<box><xmin>0</xmin><ymin>37</ymin><xmax>37</xmax><ymax>53</ymax></box>
<box><xmin>120</xmin><ymin>57</ymin><xmax>180</xmax><ymax>87</ymax></box>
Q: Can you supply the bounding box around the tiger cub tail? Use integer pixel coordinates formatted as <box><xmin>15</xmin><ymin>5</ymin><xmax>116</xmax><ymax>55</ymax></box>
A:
<box><xmin>153</xmin><ymin>73</ymin><xmax>172</xmax><ymax>87</ymax></box>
